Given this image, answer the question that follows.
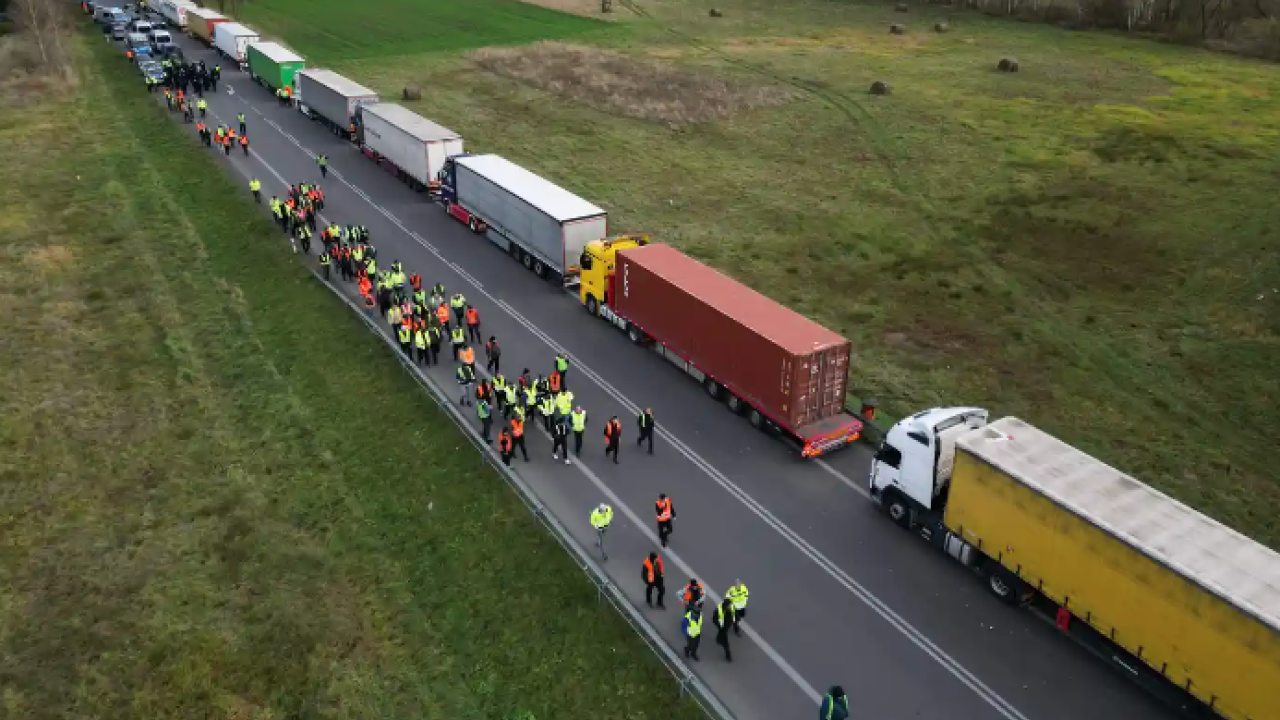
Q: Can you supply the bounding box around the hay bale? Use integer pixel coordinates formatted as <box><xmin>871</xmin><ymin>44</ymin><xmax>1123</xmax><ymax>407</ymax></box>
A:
<box><xmin>934</xmin><ymin>21</ymin><xmax>949</xmax><ymax>32</ymax></box>
<box><xmin>402</xmin><ymin>85</ymin><xmax>422</xmax><ymax>101</ymax></box>
<box><xmin>709</xmin><ymin>8</ymin><xmax>723</xmax><ymax>16</ymax></box>
<box><xmin>894</xmin><ymin>2</ymin><xmax>909</xmax><ymax>10</ymax></box>
<box><xmin>870</xmin><ymin>80</ymin><xmax>892</xmax><ymax>95</ymax></box>
<box><xmin>997</xmin><ymin>57</ymin><xmax>1019</xmax><ymax>72</ymax></box>
<box><xmin>889</xmin><ymin>23</ymin><xmax>907</xmax><ymax>34</ymax></box>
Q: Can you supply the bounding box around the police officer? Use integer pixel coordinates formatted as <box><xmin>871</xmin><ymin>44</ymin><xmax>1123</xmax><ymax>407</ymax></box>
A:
<box><xmin>456</xmin><ymin>363</ymin><xmax>475</xmax><ymax>406</ymax></box>
<box><xmin>551</xmin><ymin>416</ymin><xmax>569</xmax><ymax>464</ymax></box>
<box><xmin>726</xmin><ymin>580</ymin><xmax>749</xmax><ymax>636</ymax></box>
<box><xmin>555</xmin><ymin>352</ymin><xmax>570</xmax><ymax>389</ymax></box>
<box><xmin>249</xmin><ymin>177</ymin><xmax>261</xmax><ymax>203</ymax></box>
<box><xmin>318</xmin><ymin>248</ymin><xmax>331</xmax><ymax>280</ymax></box>
<box><xmin>637</xmin><ymin>407</ymin><xmax>655</xmax><ymax>454</ymax></box>
<box><xmin>538</xmin><ymin>392</ymin><xmax>556</xmax><ymax>434</ymax></box>
<box><xmin>449</xmin><ymin>292</ymin><xmax>467</xmax><ymax>326</ymax></box>
<box><xmin>450</xmin><ymin>324</ymin><xmax>466</xmax><ymax>361</ymax></box>
<box><xmin>413</xmin><ymin>323</ymin><xmax>427</xmax><ymax>365</ymax></box>
<box><xmin>714</xmin><ymin>597</ymin><xmax>736</xmax><ymax>662</ymax></box>
<box><xmin>683</xmin><ymin>604</ymin><xmax>703</xmax><ymax>662</ymax></box>
<box><xmin>477</xmin><ymin>396</ymin><xmax>493</xmax><ymax>443</ymax></box>
<box><xmin>237</xmin><ymin>112</ymin><xmax>246</xmax><ymax>135</ymax></box>
<box><xmin>820</xmin><ymin>687</ymin><xmax>850</xmax><ymax>720</ymax></box>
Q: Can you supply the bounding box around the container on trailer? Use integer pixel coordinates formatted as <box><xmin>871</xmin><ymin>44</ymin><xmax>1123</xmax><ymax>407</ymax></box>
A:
<box><xmin>612</xmin><ymin>243</ymin><xmax>854</xmax><ymax>438</ymax></box>
<box><xmin>245</xmin><ymin>41</ymin><xmax>305</xmax><ymax>93</ymax></box>
<box><xmin>295</xmin><ymin>68</ymin><xmax>379</xmax><ymax>132</ymax></box>
<box><xmin>186</xmin><ymin>6</ymin><xmax>226</xmax><ymax>43</ymax></box>
<box><xmin>947</xmin><ymin>418</ymin><xmax>1280</xmax><ymax>720</ymax></box>
<box><xmin>213</xmin><ymin>22</ymin><xmax>259</xmax><ymax>65</ymax></box>
<box><xmin>359</xmin><ymin>103</ymin><xmax>463</xmax><ymax>190</ymax></box>
<box><xmin>158</xmin><ymin>0</ymin><xmax>195</xmax><ymax>28</ymax></box>
<box><xmin>451</xmin><ymin>154</ymin><xmax>607</xmax><ymax>278</ymax></box>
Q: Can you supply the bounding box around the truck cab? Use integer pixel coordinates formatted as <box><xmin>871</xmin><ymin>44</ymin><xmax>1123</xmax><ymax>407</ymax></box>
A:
<box><xmin>578</xmin><ymin>234</ymin><xmax>651</xmax><ymax>324</ymax></box>
<box><xmin>868</xmin><ymin>406</ymin><xmax>988</xmax><ymax>527</ymax></box>
<box><xmin>436</xmin><ymin>155</ymin><xmax>486</xmax><ymax>232</ymax></box>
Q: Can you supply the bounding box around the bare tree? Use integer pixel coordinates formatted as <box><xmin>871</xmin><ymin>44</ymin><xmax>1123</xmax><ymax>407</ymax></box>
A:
<box><xmin>10</xmin><ymin>0</ymin><xmax>66</xmax><ymax>71</ymax></box>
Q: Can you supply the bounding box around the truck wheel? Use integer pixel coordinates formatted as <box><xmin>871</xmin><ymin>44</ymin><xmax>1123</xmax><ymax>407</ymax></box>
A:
<box><xmin>704</xmin><ymin>379</ymin><xmax>722</xmax><ymax>399</ymax></box>
<box><xmin>627</xmin><ymin>325</ymin><xmax>646</xmax><ymax>345</ymax></box>
<box><xmin>986</xmin><ymin>568</ymin><xmax>1025</xmax><ymax>605</ymax></box>
<box><xmin>522</xmin><ymin>253</ymin><xmax>534</xmax><ymax>271</ymax></box>
<box><xmin>748</xmin><ymin>408</ymin><xmax>764</xmax><ymax>429</ymax></box>
<box><xmin>585</xmin><ymin>296</ymin><xmax>599</xmax><ymax>316</ymax></box>
<box><xmin>882</xmin><ymin>491</ymin><xmax>912</xmax><ymax>529</ymax></box>
<box><xmin>533</xmin><ymin>259</ymin><xmax>546</xmax><ymax>278</ymax></box>
<box><xmin>468</xmin><ymin>217</ymin><xmax>479</xmax><ymax>233</ymax></box>
<box><xmin>726</xmin><ymin>394</ymin><xmax>744</xmax><ymax>414</ymax></box>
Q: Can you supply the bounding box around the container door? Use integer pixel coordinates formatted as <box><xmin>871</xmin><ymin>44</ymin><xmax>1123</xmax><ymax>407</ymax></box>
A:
<box><xmin>794</xmin><ymin>345</ymin><xmax>849</xmax><ymax>425</ymax></box>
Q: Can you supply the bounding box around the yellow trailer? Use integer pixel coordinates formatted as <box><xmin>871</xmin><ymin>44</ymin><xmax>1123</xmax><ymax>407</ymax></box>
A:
<box><xmin>946</xmin><ymin>418</ymin><xmax>1280</xmax><ymax>720</ymax></box>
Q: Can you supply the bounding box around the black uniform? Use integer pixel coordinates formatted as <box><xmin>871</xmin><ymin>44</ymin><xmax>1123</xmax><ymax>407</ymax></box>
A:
<box><xmin>637</xmin><ymin>410</ymin><xmax>655</xmax><ymax>454</ymax></box>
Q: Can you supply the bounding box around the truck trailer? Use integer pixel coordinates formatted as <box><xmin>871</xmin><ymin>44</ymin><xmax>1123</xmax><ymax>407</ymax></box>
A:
<box><xmin>579</xmin><ymin>238</ymin><xmax>863</xmax><ymax>457</ymax></box>
<box><xmin>295</xmin><ymin>69</ymin><xmax>379</xmax><ymax>141</ymax></box>
<box><xmin>868</xmin><ymin>409</ymin><xmax>1280</xmax><ymax>720</ymax></box>
<box><xmin>245</xmin><ymin>41</ymin><xmax>305</xmax><ymax>95</ymax></box>
<box><xmin>438</xmin><ymin>154</ymin><xmax>607</xmax><ymax>286</ymax></box>
<box><xmin>157</xmin><ymin>0</ymin><xmax>195</xmax><ymax>29</ymax></box>
<box><xmin>357</xmin><ymin>103</ymin><xmax>462</xmax><ymax>194</ymax></box>
<box><xmin>212</xmin><ymin>22</ymin><xmax>259</xmax><ymax>67</ymax></box>
<box><xmin>185</xmin><ymin>7</ymin><xmax>225</xmax><ymax>45</ymax></box>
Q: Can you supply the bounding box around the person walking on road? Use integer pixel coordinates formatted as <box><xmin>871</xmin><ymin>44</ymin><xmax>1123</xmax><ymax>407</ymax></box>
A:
<box><xmin>714</xmin><ymin>597</ymin><xmax>736</xmax><ymax>662</ymax></box>
<box><xmin>317</xmin><ymin>153</ymin><xmax>329</xmax><ymax>178</ymax></box>
<box><xmin>604</xmin><ymin>415</ymin><xmax>622</xmax><ymax>464</ymax></box>
<box><xmin>427</xmin><ymin>324</ymin><xmax>442</xmax><ymax>366</ymax></box>
<box><xmin>643</xmin><ymin>551</ymin><xmax>665</xmax><ymax>609</ymax></box>
<box><xmin>249</xmin><ymin>178</ymin><xmax>261</xmax><ymax>203</ymax></box>
<box><xmin>498</xmin><ymin>425</ymin><xmax>514</xmax><ymax>467</ymax></box>
<box><xmin>477</xmin><ymin>396</ymin><xmax>493</xmax><ymax>443</ymax></box>
<box><xmin>318</xmin><ymin>249</ymin><xmax>331</xmax><ymax>281</ymax></box>
<box><xmin>465</xmin><ymin>304</ymin><xmax>481</xmax><ymax>343</ymax></box>
<box><xmin>538</xmin><ymin>392</ymin><xmax>556</xmax><ymax>434</ymax></box>
<box><xmin>449</xmin><ymin>292</ymin><xmax>467</xmax><ymax>326</ymax></box>
<box><xmin>456</xmin><ymin>363</ymin><xmax>475</xmax><ymax>406</ymax></box>
<box><xmin>240</xmin><ymin>134</ymin><xmax>249</xmax><ymax>157</ymax></box>
<box><xmin>397</xmin><ymin>324</ymin><xmax>412</xmax><ymax>357</ymax></box>
<box><xmin>726</xmin><ymin>580</ymin><xmax>749</xmax><ymax>636</ymax></box>
<box><xmin>509</xmin><ymin>415</ymin><xmax>530</xmax><ymax>462</ymax></box>
<box><xmin>570</xmin><ymin>406</ymin><xmax>587</xmax><ymax>457</ymax></box>
<box><xmin>682</xmin><ymin>578</ymin><xmax>705</xmax><ymax>610</ymax></box>
<box><xmin>637</xmin><ymin>408</ymin><xmax>656</xmax><ymax>454</ymax></box>
<box><xmin>820</xmin><ymin>687</ymin><xmax>850</xmax><ymax>720</ymax></box>
<box><xmin>555</xmin><ymin>352</ymin><xmax>570</xmax><ymax>389</ymax></box>
<box><xmin>413</xmin><ymin>324</ymin><xmax>427</xmax><ymax>365</ymax></box>
<box><xmin>485</xmin><ymin>336</ymin><xmax>501</xmax><ymax>374</ymax></box>
<box><xmin>655</xmin><ymin>493</ymin><xmax>675</xmax><ymax>547</ymax></box>
<box><xmin>450</xmin><ymin>325</ymin><xmax>465</xmax><ymax>361</ymax></box>
<box><xmin>590</xmin><ymin>503</ymin><xmax>613</xmax><ymax>561</ymax></box>
<box><xmin>237</xmin><ymin>112</ymin><xmax>246</xmax><ymax>136</ymax></box>
<box><xmin>551</xmin><ymin>416</ymin><xmax>569</xmax><ymax>464</ymax></box>
<box><xmin>682</xmin><ymin>605</ymin><xmax>703</xmax><ymax>661</ymax></box>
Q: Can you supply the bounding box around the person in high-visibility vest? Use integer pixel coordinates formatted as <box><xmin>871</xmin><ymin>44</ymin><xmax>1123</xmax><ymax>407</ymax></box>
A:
<box><xmin>456</xmin><ymin>364</ymin><xmax>475</xmax><ymax>406</ymax></box>
<box><xmin>459</xmin><ymin>345</ymin><xmax>476</xmax><ymax>369</ymax></box>
<box><xmin>498</xmin><ymin>426</ymin><xmax>514</xmax><ymax>466</ymax></box>
<box><xmin>449</xmin><ymin>293</ymin><xmax>467</xmax><ymax>325</ymax></box>
<box><xmin>476</xmin><ymin>397</ymin><xmax>492</xmax><ymax>443</ymax></box>
<box><xmin>714</xmin><ymin>597</ymin><xmax>736</xmax><ymax>662</ymax></box>
<box><xmin>555</xmin><ymin>353</ymin><xmax>570</xmax><ymax>388</ymax></box>
<box><xmin>726</xmin><ymin>580</ymin><xmax>748</xmax><ymax>636</ymax></box>
<box><xmin>450</xmin><ymin>325</ymin><xmax>465</xmax><ymax>360</ymax></box>
<box><xmin>502</xmin><ymin>382</ymin><xmax>519</xmax><ymax>420</ymax></box>
<box><xmin>413</xmin><ymin>325</ymin><xmax>427</xmax><ymax>366</ymax></box>
<box><xmin>427</xmin><ymin>325</ymin><xmax>442</xmax><ymax>366</ymax></box>
<box><xmin>465</xmin><ymin>304</ymin><xmax>481</xmax><ymax>343</ymax></box>
<box><xmin>682</xmin><ymin>605</ymin><xmax>703</xmax><ymax>661</ymax></box>
<box><xmin>551</xmin><ymin>415</ymin><xmax>569</xmax><ymax>464</ymax></box>
<box><xmin>655</xmin><ymin>493</ymin><xmax>675</xmax><ymax>548</ymax></box>
<box><xmin>682</xmin><ymin>578</ymin><xmax>705</xmax><ymax>609</ymax></box>
<box><xmin>570</xmin><ymin>407</ymin><xmax>587</xmax><ymax>457</ymax></box>
<box><xmin>637</xmin><ymin>408</ymin><xmax>656</xmax><ymax>455</ymax></box>
<box><xmin>642</xmin><ymin>551</ymin><xmax>665</xmax><ymax>609</ymax></box>
<box><xmin>435</xmin><ymin>302</ymin><xmax>450</xmax><ymax>330</ymax></box>
<box><xmin>604</xmin><ymin>416</ymin><xmax>622</xmax><ymax>464</ymax></box>
<box><xmin>318</xmin><ymin>250</ymin><xmax>331</xmax><ymax>281</ymax></box>
<box><xmin>819</xmin><ymin>687</ymin><xmax>850</xmax><ymax>720</ymax></box>
<box><xmin>538</xmin><ymin>394</ymin><xmax>556</xmax><ymax>434</ymax></box>
<box><xmin>509</xmin><ymin>416</ymin><xmax>529</xmax><ymax>462</ymax></box>
<box><xmin>397</xmin><ymin>324</ymin><xmax>412</xmax><ymax>357</ymax></box>
<box><xmin>248</xmin><ymin>178</ymin><xmax>261</xmax><ymax>203</ymax></box>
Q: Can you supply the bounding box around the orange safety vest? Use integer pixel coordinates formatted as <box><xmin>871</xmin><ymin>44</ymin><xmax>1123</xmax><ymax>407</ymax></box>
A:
<box><xmin>466</xmin><ymin>307</ymin><xmax>479</xmax><ymax>325</ymax></box>
<box><xmin>498</xmin><ymin>432</ymin><xmax>512</xmax><ymax>452</ymax></box>
<box><xmin>644</xmin><ymin>556</ymin><xmax>664</xmax><ymax>583</ymax></box>
<box><xmin>656</xmin><ymin>498</ymin><xmax>672</xmax><ymax>522</ymax></box>
<box><xmin>410</xmin><ymin>273</ymin><xmax>422</xmax><ymax>291</ymax></box>
<box><xmin>548</xmin><ymin>371</ymin><xmax>561</xmax><ymax>393</ymax></box>
<box><xmin>511</xmin><ymin>418</ymin><xmax>524</xmax><ymax>438</ymax></box>
<box><xmin>239</xmin><ymin>135</ymin><xmax>248</xmax><ymax>146</ymax></box>
<box><xmin>435</xmin><ymin>304</ymin><xmax>449</xmax><ymax>325</ymax></box>
<box><xmin>683</xmin><ymin>582</ymin><xmax>702</xmax><ymax>604</ymax></box>
<box><xmin>605</xmin><ymin>420</ymin><xmax>620</xmax><ymax>439</ymax></box>
<box><xmin>459</xmin><ymin>347</ymin><xmax>475</xmax><ymax>365</ymax></box>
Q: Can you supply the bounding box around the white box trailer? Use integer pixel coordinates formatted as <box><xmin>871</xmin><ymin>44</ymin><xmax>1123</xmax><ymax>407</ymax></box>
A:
<box><xmin>439</xmin><ymin>154</ymin><xmax>607</xmax><ymax>285</ymax></box>
<box><xmin>358</xmin><ymin>103</ymin><xmax>462</xmax><ymax>193</ymax></box>
<box><xmin>295</xmin><ymin>68</ymin><xmax>379</xmax><ymax>141</ymax></box>
<box><xmin>158</xmin><ymin>0</ymin><xmax>196</xmax><ymax>28</ymax></box>
<box><xmin>213</xmin><ymin>22</ymin><xmax>259</xmax><ymax>66</ymax></box>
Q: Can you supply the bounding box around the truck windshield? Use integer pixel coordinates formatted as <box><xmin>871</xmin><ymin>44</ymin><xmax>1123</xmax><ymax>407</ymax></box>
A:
<box><xmin>874</xmin><ymin>444</ymin><xmax>902</xmax><ymax>469</ymax></box>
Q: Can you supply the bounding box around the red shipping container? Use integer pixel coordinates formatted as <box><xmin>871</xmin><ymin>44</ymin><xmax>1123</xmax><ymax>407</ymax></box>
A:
<box><xmin>613</xmin><ymin>244</ymin><xmax>856</xmax><ymax>441</ymax></box>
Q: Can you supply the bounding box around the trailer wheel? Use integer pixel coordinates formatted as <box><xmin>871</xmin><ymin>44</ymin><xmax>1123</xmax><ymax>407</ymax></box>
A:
<box><xmin>882</xmin><ymin>491</ymin><xmax>912</xmax><ymax>529</ymax></box>
<box><xmin>585</xmin><ymin>295</ymin><xmax>599</xmax><ymax>316</ymax></box>
<box><xmin>726</xmin><ymin>394</ymin><xmax>745</xmax><ymax>415</ymax></box>
<box><xmin>533</xmin><ymin>259</ymin><xmax>547</xmax><ymax>278</ymax></box>
<box><xmin>748</xmin><ymin>408</ymin><xmax>764</xmax><ymax>429</ymax></box>
<box><xmin>468</xmin><ymin>217</ymin><xmax>479</xmax><ymax>233</ymax></box>
<box><xmin>522</xmin><ymin>253</ymin><xmax>534</xmax><ymax>271</ymax></box>
<box><xmin>627</xmin><ymin>325</ymin><xmax>646</xmax><ymax>345</ymax></box>
<box><xmin>704</xmin><ymin>379</ymin><xmax>722</xmax><ymax>399</ymax></box>
<box><xmin>986</xmin><ymin>568</ymin><xmax>1025</xmax><ymax>605</ymax></box>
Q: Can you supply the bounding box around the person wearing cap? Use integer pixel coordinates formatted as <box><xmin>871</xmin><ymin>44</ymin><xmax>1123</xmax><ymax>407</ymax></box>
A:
<box><xmin>637</xmin><ymin>407</ymin><xmax>656</xmax><ymax>454</ymax></box>
<box><xmin>819</xmin><ymin>686</ymin><xmax>849</xmax><ymax>720</ymax></box>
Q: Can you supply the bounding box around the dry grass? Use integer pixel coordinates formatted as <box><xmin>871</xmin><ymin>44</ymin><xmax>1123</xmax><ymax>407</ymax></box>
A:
<box><xmin>470</xmin><ymin>41</ymin><xmax>795</xmax><ymax>124</ymax></box>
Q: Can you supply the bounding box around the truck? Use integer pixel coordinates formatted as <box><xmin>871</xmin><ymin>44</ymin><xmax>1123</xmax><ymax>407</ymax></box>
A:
<box><xmin>245</xmin><ymin>41</ymin><xmax>305</xmax><ymax>96</ymax></box>
<box><xmin>157</xmin><ymin>0</ymin><xmax>195</xmax><ymax>29</ymax></box>
<box><xmin>868</xmin><ymin>409</ymin><xmax>1280</xmax><ymax>720</ymax></box>
<box><xmin>186</xmin><ymin>6</ymin><xmax>226</xmax><ymax>45</ymax></box>
<box><xmin>294</xmin><ymin>69</ymin><xmax>379</xmax><ymax>141</ymax></box>
<box><xmin>437</xmin><ymin>154</ymin><xmax>607</xmax><ymax>286</ymax></box>
<box><xmin>357</xmin><ymin>103</ymin><xmax>462</xmax><ymax>194</ymax></box>
<box><xmin>213</xmin><ymin>22</ymin><xmax>259</xmax><ymax>67</ymax></box>
<box><xmin>578</xmin><ymin>238</ymin><xmax>863</xmax><ymax>457</ymax></box>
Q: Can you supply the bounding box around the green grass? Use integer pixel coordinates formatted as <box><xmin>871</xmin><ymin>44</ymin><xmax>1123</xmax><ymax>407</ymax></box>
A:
<box><xmin>228</xmin><ymin>0</ymin><xmax>1280</xmax><ymax>547</ymax></box>
<box><xmin>0</xmin><ymin>25</ymin><xmax>708</xmax><ymax>720</ymax></box>
<box><xmin>238</xmin><ymin>0</ymin><xmax>612</xmax><ymax>63</ymax></box>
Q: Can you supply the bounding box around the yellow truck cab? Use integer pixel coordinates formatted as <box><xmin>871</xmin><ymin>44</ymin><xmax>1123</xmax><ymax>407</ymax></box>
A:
<box><xmin>578</xmin><ymin>234</ymin><xmax>650</xmax><ymax>321</ymax></box>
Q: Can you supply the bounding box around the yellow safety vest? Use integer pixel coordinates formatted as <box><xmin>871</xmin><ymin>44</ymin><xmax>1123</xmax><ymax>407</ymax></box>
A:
<box><xmin>571</xmin><ymin>410</ymin><xmax>586</xmax><ymax>433</ymax></box>
<box><xmin>685</xmin><ymin>612</ymin><xmax>702</xmax><ymax>638</ymax></box>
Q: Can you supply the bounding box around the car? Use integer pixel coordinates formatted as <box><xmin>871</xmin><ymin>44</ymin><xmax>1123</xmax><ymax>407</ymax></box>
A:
<box><xmin>140</xmin><ymin>61</ymin><xmax>166</xmax><ymax>84</ymax></box>
<box><xmin>133</xmin><ymin>50</ymin><xmax>155</xmax><ymax>67</ymax></box>
<box><xmin>147</xmin><ymin>29</ymin><xmax>174</xmax><ymax>55</ymax></box>
<box><xmin>110</xmin><ymin>23</ymin><xmax>128</xmax><ymax>41</ymax></box>
<box><xmin>126</xmin><ymin>31</ymin><xmax>151</xmax><ymax>53</ymax></box>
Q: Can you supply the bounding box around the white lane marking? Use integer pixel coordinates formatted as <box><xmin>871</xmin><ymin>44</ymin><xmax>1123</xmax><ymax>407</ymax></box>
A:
<box><xmin>817</xmin><ymin>458</ymin><xmax>870</xmax><ymax>498</ymax></box>
<box><xmin>201</xmin><ymin>87</ymin><xmax>1032</xmax><ymax>720</ymax></box>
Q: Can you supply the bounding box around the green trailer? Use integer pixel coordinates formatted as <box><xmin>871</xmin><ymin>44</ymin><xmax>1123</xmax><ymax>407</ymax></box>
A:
<box><xmin>246</xmin><ymin>41</ymin><xmax>305</xmax><ymax>95</ymax></box>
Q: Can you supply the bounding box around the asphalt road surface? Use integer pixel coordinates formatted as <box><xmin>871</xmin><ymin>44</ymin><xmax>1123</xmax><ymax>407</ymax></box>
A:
<box><xmin>151</xmin><ymin>33</ymin><xmax>1180</xmax><ymax>720</ymax></box>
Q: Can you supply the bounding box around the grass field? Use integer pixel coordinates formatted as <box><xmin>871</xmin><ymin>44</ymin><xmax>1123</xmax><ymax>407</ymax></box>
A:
<box><xmin>237</xmin><ymin>0</ymin><xmax>1280</xmax><ymax>546</ymax></box>
<box><xmin>0</xmin><ymin>24</ymin><xmax>708</xmax><ymax>720</ymax></box>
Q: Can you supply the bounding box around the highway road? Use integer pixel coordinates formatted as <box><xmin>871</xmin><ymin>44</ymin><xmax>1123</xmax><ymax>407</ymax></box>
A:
<box><xmin>152</xmin><ymin>33</ymin><xmax>1180</xmax><ymax>720</ymax></box>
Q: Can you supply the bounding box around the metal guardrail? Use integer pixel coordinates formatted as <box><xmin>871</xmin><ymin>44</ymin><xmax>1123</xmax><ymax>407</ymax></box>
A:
<box><xmin>308</xmin><ymin>269</ymin><xmax>737</xmax><ymax>720</ymax></box>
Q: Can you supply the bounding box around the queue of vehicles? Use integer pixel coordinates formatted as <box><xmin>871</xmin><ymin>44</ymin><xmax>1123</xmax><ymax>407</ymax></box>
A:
<box><xmin>87</xmin><ymin>5</ymin><xmax>1280</xmax><ymax>716</ymax></box>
